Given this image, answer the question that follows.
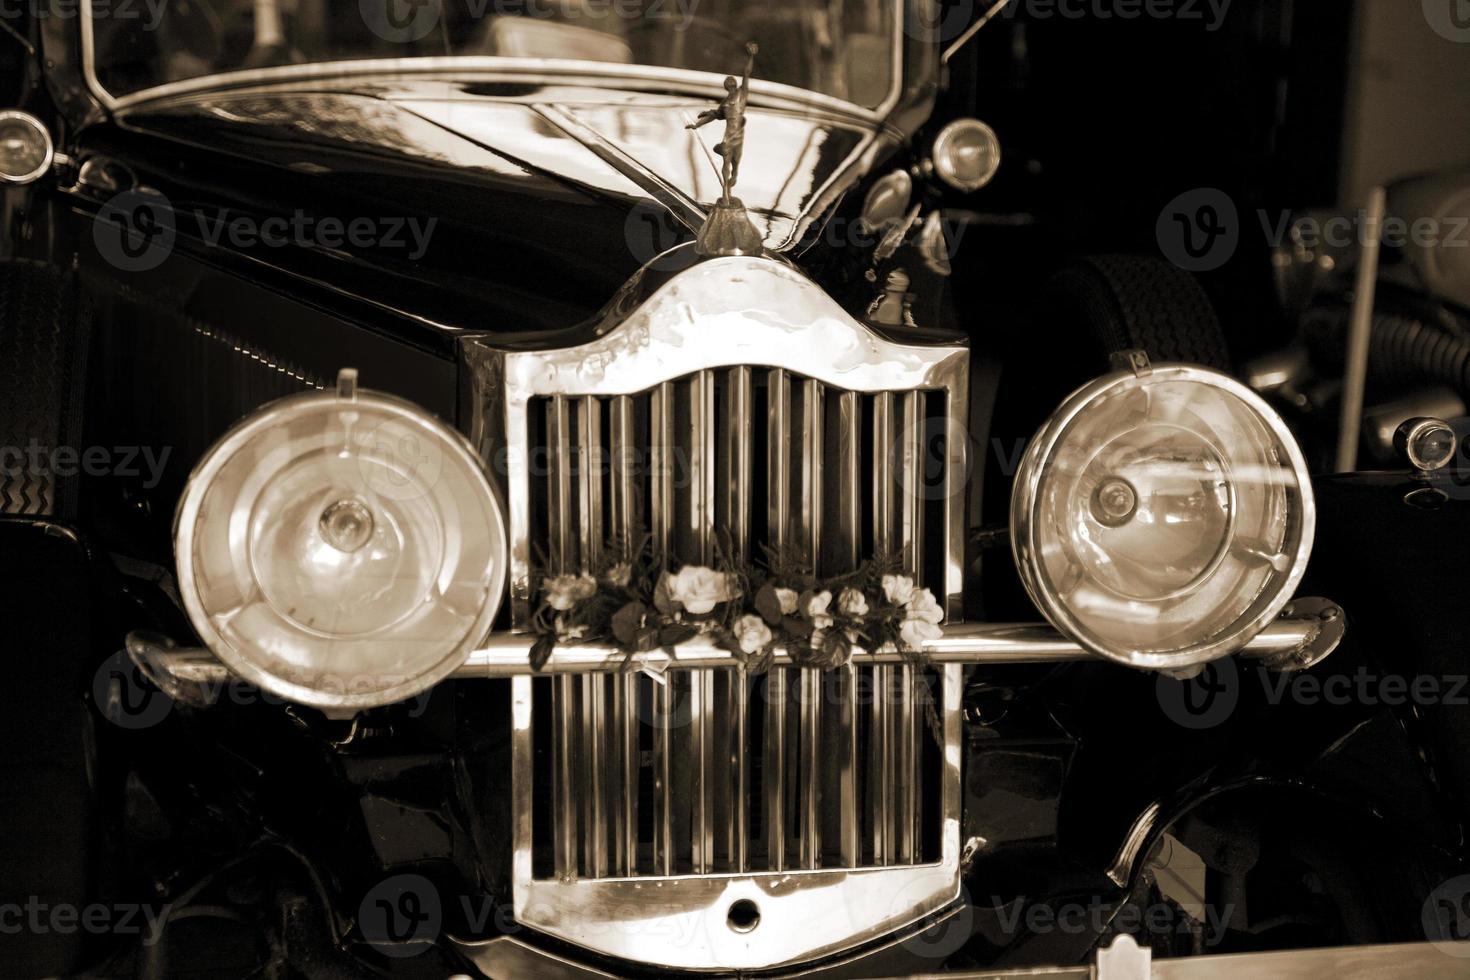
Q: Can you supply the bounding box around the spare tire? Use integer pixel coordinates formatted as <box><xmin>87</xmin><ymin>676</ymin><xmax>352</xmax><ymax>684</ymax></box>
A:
<box><xmin>1046</xmin><ymin>254</ymin><xmax>1230</xmax><ymax>369</ymax></box>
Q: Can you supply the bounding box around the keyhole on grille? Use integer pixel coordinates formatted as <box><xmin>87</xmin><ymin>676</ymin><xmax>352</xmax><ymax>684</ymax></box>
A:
<box><xmin>727</xmin><ymin>899</ymin><xmax>760</xmax><ymax>933</ymax></box>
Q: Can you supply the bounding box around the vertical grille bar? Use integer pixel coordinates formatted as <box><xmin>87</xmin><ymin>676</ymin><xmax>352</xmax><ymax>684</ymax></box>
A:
<box><xmin>652</xmin><ymin>679</ymin><xmax>674</xmax><ymax>875</ymax></box>
<box><xmin>584</xmin><ymin>676</ymin><xmax>608</xmax><ymax>877</ymax></box>
<box><xmin>725</xmin><ymin>367</ymin><xmax>753</xmax><ymax>871</ymax></box>
<box><xmin>799</xmin><ymin>668</ymin><xmax>822</xmax><ymax>869</ymax></box>
<box><xmin>547</xmin><ymin>397</ymin><xmax>575</xmax><ymax>570</ymax></box>
<box><xmin>870</xmin><ymin>392</ymin><xmax>895</xmax><ymax>864</ymax></box>
<box><xmin>898</xmin><ymin>392</ymin><xmax>926</xmax><ymax>862</ymax></box>
<box><xmin>651</xmin><ymin>383</ymin><xmax>676</xmax><ymax>561</ymax></box>
<box><xmin>608</xmin><ymin>395</ymin><xmax>638</xmax><ymax>876</ymax></box>
<box><xmin>578</xmin><ymin>398</ymin><xmax>604</xmax><ymax>569</ymax></box>
<box><xmin>689</xmin><ymin>372</ymin><xmax>716</xmax><ymax>874</ymax></box>
<box><xmin>798</xmin><ymin>379</ymin><xmax>823</xmax><ymax>869</ymax></box>
<box><xmin>547</xmin><ymin>397</ymin><xmax>578</xmax><ymax>879</ymax></box>
<box><xmin>765</xmin><ymin>369</ymin><xmax>790</xmax><ymax>872</ymax></box>
<box><xmin>691</xmin><ymin>670</ymin><xmax>714</xmax><ymax>873</ymax></box>
<box><xmin>836</xmin><ymin>392</ymin><xmax>861</xmax><ymax>867</ymax></box>
<box><xmin>798</xmin><ymin>380</ymin><xmax>823</xmax><ymax>569</ymax></box>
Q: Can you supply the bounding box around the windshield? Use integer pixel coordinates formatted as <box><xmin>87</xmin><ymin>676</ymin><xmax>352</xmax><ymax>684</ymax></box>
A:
<box><xmin>89</xmin><ymin>0</ymin><xmax>899</xmax><ymax>107</ymax></box>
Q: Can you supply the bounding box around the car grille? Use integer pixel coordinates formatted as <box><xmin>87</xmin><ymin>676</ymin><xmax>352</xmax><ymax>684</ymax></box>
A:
<box><xmin>520</xmin><ymin>371</ymin><xmax>952</xmax><ymax>879</ymax></box>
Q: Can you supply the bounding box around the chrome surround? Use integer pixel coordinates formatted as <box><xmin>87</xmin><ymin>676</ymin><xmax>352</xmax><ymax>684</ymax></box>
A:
<box><xmin>172</xmin><ymin>378</ymin><xmax>509</xmax><ymax>710</ymax></box>
<box><xmin>464</xmin><ymin>255</ymin><xmax>971</xmax><ymax>627</ymax></box>
<box><xmin>1010</xmin><ymin>363</ymin><xmax>1316</xmax><ymax>672</ymax></box>
<box><xmin>0</xmin><ymin>110</ymin><xmax>54</xmax><ymax>185</ymax></box>
<box><xmin>931</xmin><ymin>118</ymin><xmax>1001</xmax><ymax>193</ymax></box>
<box><xmin>509</xmin><ymin>664</ymin><xmax>964</xmax><ymax>972</ymax></box>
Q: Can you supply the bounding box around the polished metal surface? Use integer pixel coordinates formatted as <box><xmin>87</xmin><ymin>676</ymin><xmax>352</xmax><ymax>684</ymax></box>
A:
<box><xmin>0</xmin><ymin>110</ymin><xmax>54</xmax><ymax>185</ymax></box>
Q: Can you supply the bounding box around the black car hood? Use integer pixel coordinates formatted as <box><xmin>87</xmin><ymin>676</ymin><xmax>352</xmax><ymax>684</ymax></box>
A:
<box><xmin>90</xmin><ymin>80</ymin><xmax>878</xmax><ymax>343</ymax></box>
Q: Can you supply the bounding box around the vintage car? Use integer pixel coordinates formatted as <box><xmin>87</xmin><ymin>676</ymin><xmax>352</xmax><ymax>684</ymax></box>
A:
<box><xmin>2</xmin><ymin>2</ymin><xmax>1469</xmax><ymax>978</ymax></box>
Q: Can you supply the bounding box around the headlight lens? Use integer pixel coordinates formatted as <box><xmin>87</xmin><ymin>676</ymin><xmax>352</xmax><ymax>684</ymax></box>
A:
<box><xmin>1011</xmin><ymin>362</ymin><xmax>1314</xmax><ymax>670</ymax></box>
<box><xmin>175</xmin><ymin>371</ymin><xmax>506</xmax><ymax>709</ymax></box>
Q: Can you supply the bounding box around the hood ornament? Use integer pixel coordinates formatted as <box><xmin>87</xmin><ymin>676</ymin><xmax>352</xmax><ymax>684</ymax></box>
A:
<box><xmin>687</xmin><ymin>43</ymin><xmax>764</xmax><ymax>257</ymax></box>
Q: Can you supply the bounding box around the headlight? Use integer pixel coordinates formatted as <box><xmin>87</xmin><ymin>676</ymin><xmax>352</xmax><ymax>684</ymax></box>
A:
<box><xmin>1010</xmin><ymin>359</ymin><xmax>1314</xmax><ymax>671</ymax></box>
<box><xmin>174</xmin><ymin>370</ymin><xmax>507</xmax><ymax>709</ymax></box>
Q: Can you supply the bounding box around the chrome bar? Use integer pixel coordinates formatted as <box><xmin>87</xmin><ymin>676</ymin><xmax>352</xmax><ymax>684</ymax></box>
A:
<box><xmin>836</xmin><ymin>391</ymin><xmax>861</xmax><ymax>571</ymax></box>
<box><xmin>552</xmin><ymin>675</ymin><xmax>577</xmax><ymax>878</ymax></box>
<box><xmin>691</xmin><ymin>370</ymin><xmax>715</xmax><ymax>564</ymax></box>
<box><xmin>765</xmin><ymin>669</ymin><xmax>787</xmax><ymax>871</ymax></box>
<box><xmin>725</xmin><ymin>366</ymin><xmax>753</xmax><ymax>557</ymax></box>
<box><xmin>768</xmin><ymin>369</ymin><xmax>790</xmax><ymax>551</ymax></box>
<box><xmin>894</xmin><ymin>667</ymin><xmax>916</xmax><ymax>864</ymax></box>
<box><xmin>900</xmin><ymin>391</ymin><xmax>924</xmax><ymax>578</ymax></box>
<box><xmin>651</xmin><ymin>677</ymin><xmax>674</xmax><ymax>875</ymax></box>
<box><xmin>612</xmin><ymin>671</ymin><xmax>637</xmax><ymax>875</ymax></box>
<box><xmin>690</xmin><ymin>668</ymin><xmax>714</xmax><ymax>873</ymax></box>
<box><xmin>728</xmin><ymin>671</ymin><xmax>748</xmax><ymax>871</ymax></box>
<box><xmin>651</xmin><ymin>382</ymin><xmax>676</xmax><ymax>562</ymax></box>
<box><xmin>583</xmin><ymin>674</ymin><xmax>607</xmax><ymax>877</ymax></box>
<box><xmin>837</xmin><ymin>664</ymin><xmax>860</xmax><ymax>866</ymax></box>
<box><xmin>799</xmin><ymin>667</ymin><xmax>822</xmax><ymax>869</ymax></box>
<box><xmin>547</xmin><ymin>397</ymin><xmax>575</xmax><ymax>571</ymax></box>
<box><xmin>136</xmin><ymin>613</ymin><xmax>1341</xmax><ymax>682</ymax></box>
<box><xmin>871</xmin><ymin>392</ymin><xmax>895</xmax><ymax>865</ymax></box>
<box><xmin>578</xmin><ymin>398</ymin><xmax>603</xmax><ymax>571</ymax></box>
<box><xmin>799</xmin><ymin>380</ymin><xmax>823</xmax><ymax>571</ymax></box>
<box><xmin>609</xmin><ymin>396</ymin><xmax>636</xmax><ymax>550</ymax></box>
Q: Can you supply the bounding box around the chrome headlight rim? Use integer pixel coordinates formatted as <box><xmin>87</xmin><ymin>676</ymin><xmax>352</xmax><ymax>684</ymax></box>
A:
<box><xmin>174</xmin><ymin>382</ymin><xmax>508</xmax><ymax>710</ymax></box>
<box><xmin>1010</xmin><ymin>362</ymin><xmax>1316</xmax><ymax>672</ymax></box>
<box><xmin>0</xmin><ymin>110</ymin><xmax>54</xmax><ymax>186</ymax></box>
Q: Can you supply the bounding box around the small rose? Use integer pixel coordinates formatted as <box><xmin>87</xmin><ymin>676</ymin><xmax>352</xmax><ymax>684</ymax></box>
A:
<box><xmin>906</xmin><ymin>587</ymin><xmax>944</xmax><ymax>626</ymax></box>
<box><xmin>899</xmin><ymin>618</ymin><xmax>943</xmax><ymax>650</ymax></box>
<box><xmin>881</xmin><ymin>574</ymin><xmax>916</xmax><ymax>606</ymax></box>
<box><xmin>775</xmin><ymin>587</ymin><xmax>800</xmax><ymax>616</ymax></box>
<box><xmin>801</xmin><ymin>590</ymin><xmax>834</xmax><ymax>631</ymax></box>
<box><xmin>666</xmin><ymin>565</ymin><xmax>739</xmax><ymax>615</ymax></box>
<box><xmin>838</xmin><ymin>588</ymin><xmax>869</xmax><ymax>618</ymax></box>
<box><xmin>733</xmin><ymin>614</ymin><xmax>773</xmax><ymax>655</ymax></box>
<box><xmin>603</xmin><ymin>563</ymin><xmax>632</xmax><ymax>589</ymax></box>
<box><xmin>545</xmin><ymin>573</ymin><xmax>597</xmax><ymax>611</ymax></box>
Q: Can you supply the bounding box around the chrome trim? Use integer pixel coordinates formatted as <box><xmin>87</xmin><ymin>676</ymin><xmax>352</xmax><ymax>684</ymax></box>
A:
<box><xmin>0</xmin><ymin>110</ymin><xmax>54</xmax><ymax>185</ymax></box>
<box><xmin>1009</xmin><ymin>363</ymin><xmax>1315</xmax><ymax>672</ymax></box>
<box><xmin>136</xmin><ymin>609</ymin><xmax>1341</xmax><ymax>685</ymax></box>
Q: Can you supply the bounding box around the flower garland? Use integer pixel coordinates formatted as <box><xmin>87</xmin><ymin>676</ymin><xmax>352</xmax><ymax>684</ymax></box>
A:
<box><xmin>528</xmin><ymin>534</ymin><xmax>946</xmax><ymax>738</ymax></box>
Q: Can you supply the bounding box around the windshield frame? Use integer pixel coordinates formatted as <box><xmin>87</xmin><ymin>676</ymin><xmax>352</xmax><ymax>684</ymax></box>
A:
<box><xmin>79</xmin><ymin>0</ymin><xmax>907</xmax><ymax>120</ymax></box>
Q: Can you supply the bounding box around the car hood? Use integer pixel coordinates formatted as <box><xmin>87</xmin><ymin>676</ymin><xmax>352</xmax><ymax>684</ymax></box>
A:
<box><xmin>94</xmin><ymin>80</ymin><xmax>881</xmax><ymax>341</ymax></box>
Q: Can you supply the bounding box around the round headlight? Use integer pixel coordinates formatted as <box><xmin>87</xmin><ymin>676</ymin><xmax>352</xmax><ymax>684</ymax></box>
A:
<box><xmin>1011</xmin><ymin>361</ymin><xmax>1314</xmax><ymax>671</ymax></box>
<box><xmin>0</xmin><ymin>110</ymin><xmax>54</xmax><ymax>185</ymax></box>
<box><xmin>174</xmin><ymin>371</ymin><xmax>507</xmax><ymax>709</ymax></box>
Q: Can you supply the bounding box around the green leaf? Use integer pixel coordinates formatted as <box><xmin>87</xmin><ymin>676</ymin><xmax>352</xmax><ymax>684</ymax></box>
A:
<box><xmin>652</xmin><ymin>573</ymin><xmax>678</xmax><ymax>615</ymax></box>
<box><xmin>635</xmin><ymin>625</ymin><xmax>661</xmax><ymax>653</ymax></box>
<box><xmin>659</xmin><ymin>623</ymin><xmax>698</xmax><ymax>647</ymax></box>
<box><xmin>529</xmin><ymin>634</ymin><xmax>556</xmax><ymax>671</ymax></box>
<box><xmin>782</xmin><ymin>616</ymin><xmax>813</xmax><ymax>640</ymax></box>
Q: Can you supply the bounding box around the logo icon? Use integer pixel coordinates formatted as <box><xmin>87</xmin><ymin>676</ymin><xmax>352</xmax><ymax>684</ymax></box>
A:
<box><xmin>361</xmin><ymin>0</ymin><xmax>442</xmax><ymax>44</ymax></box>
<box><xmin>1423</xmin><ymin>875</ymin><xmax>1470</xmax><ymax>956</ymax></box>
<box><xmin>1156</xmin><ymin>188</ymin><xmax>1239</xmax><ymax>272</ymax></box>
<box><xmin>1156</xmin><ymin>657</ymin><xmax>1239</xmax><ymax>730</ymax></box>
<box><xmin>1424</xmin><ymin>0</ymin><xmax>1470</xmax><ymax>42</ymax></box>
<box><xmin>356</xmin><ymin>419</ymin><xmax>444</xmax><ymax>503</ymax></box>
<box><xmin>93</xmin><ymin>651</ymin><xmax>173</xmax><ymax>729</ymax></box>
<box><xmin>359</xmin><ymin>874</ymin><xmax>442</xmax><ymax>956</ymax></box>
<box><xmin>623</xmin><ymin>202</ymin><xmax>697</xmax><ymax>273</ymax></box>
<box><xmin>94</xmin><ymin>190</ymin><xmax>177</xmax><ymax>273</ymax></box>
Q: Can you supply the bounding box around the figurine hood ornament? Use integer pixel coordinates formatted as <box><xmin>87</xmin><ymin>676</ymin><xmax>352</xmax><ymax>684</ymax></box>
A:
<box><xmin>687</xmin><ymin>43</ymin><xmax>766</xmax><ymax>257</ymax></box>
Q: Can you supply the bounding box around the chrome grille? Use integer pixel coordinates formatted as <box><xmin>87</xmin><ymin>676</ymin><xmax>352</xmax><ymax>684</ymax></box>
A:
<box><xmin>523</xmin><ymin>370</ymin><xmax>951</xmax><ymax>879</ymax></box>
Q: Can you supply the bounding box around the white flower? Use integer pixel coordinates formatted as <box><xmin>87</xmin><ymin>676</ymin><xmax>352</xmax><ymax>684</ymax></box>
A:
<box><xmin>881</xmin><ymin>574</ymin><xmax>915</xmax><ymax>606</ymax></box>
<box><xmin>774</xmin><ymin>587</ymin><xmax>800</xmax><ymax>616</ymax></box>
<box><xmin>899</xmin><ymin>618</ymin><xmax>942</xmax><ymax>650</ymax></box>
<box><xmin>554</xmin><ymin>615</ymin><xmax>588</xmax><ymax>641</ymax></box>
<box><xmin>545</xmin><ymin>573</ymin><xmax>597</xmax><ymax>611</ymax></box>
<box><xmin>801</xmin><ymin>590</ymin><xmax>834</xmax><ymax>631</ymax></box>
<box><xmin>838</xmin><ymin>588</ymin><xmax>869</xmax><ymax>617</ymax></box>
<box><xmin>906</xmin><ymin>587</ymin><xmax>944</xmax><ymax>625</ymax></box>
<box><xmin>733</xmin><ymin>614</ymin><xmax>772</xmax><ymax>655</ymax></box>
<box><xmin>810</xmin><ymin>627</ymin><xmax>829</xmax><ymax>651</ymax></box>
<box><xmin>667</xmin><ymin>565</ymin><xmax>739</xmax><ymax>615</ymax></box>
<box><xmin>603</xmin><ymin>562</ymin><xmax>632</xmax><ymax>588</ymax></box>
